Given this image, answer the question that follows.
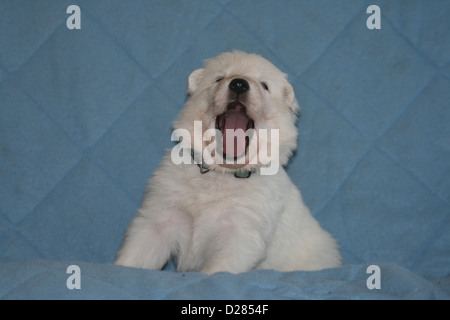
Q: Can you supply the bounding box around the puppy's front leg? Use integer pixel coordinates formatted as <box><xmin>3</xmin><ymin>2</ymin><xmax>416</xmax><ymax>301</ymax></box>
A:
<box><xmin>198</xmin><ymin>216</ymin><xmax>268</xmax><ymax>274</ymax></box>
<box><xmin>115</xmin><ymin>207</ymin><xmax>191</xmax><ymax>270</ymax></box>
<box><xmin>200</xmin><ymin>236</ymin><xmax>267</xmax><ymax>274</ymax></box>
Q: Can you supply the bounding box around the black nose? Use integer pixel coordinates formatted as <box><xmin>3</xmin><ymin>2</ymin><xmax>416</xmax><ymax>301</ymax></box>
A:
<box><xmin>229</xmin><ymin>78</ymin><xmax>249</xmax><ymax>95</ymax></box>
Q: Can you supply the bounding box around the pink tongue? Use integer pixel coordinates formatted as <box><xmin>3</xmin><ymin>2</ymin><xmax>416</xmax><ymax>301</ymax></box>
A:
<box><xmin>223</xmin><ymin>110</ymin><xmax>249</xmax><ymax>157</ymax></box>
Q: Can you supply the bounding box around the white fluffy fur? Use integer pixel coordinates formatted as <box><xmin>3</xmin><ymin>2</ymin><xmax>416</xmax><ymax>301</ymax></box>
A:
<box><xmin>115</xmin><ymin>51</ymin><xmax>341</xmax><ymax>274</ymax></box>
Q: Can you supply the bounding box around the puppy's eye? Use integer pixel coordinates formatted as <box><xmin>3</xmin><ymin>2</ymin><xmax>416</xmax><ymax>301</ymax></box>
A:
<box><xmin>215</xmin><ymin>77</ymin><xmax>224</xmax><ymax>83</ymax></box>
<box><xmin>261</xmin><ymin>82</ymin><xmax>269</xmax><ymax>91</ymax></box>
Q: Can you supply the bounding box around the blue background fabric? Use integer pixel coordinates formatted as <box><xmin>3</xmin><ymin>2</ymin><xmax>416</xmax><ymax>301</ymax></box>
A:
<box><xmin>0</xmin><ymin>0</ymin><xmax>449</xmax><ymax>300</ymax></box>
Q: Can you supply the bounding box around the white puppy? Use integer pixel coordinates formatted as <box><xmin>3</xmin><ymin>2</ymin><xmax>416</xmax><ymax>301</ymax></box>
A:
<box><xmin>115</xmin><ymin>51</ymin><xmax>341</xmax><ymax>274</ymax></box>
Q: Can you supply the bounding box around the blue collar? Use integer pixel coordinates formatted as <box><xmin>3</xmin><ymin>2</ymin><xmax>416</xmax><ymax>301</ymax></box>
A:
<box><xmin>190</xmin><ymin>149</ymin><xmax>255</xmax><ymax>178</ymax></box>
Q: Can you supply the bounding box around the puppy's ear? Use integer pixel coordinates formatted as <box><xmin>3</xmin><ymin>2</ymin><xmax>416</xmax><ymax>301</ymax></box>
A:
<box><xmin>187</xmin><ymin>68</ymin><xmax>204</xmax><ymax>95</ymax></box>
<box><xmin>283</xmin><ymin>81</ymin><xmax>300</xmax><ymax>114</ymax></box>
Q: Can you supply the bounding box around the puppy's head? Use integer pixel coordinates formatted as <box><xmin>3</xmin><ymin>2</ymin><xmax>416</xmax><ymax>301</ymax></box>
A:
<box><xmin>174</xmin><ymin>51</ymin><xmax>299</xmax><ymax>174</ymax></box>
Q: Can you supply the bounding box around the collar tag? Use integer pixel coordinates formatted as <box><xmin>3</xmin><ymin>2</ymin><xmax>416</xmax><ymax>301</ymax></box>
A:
<box><xmin>199</xmin><ymin>163</ymin><xmax>210</xmax><ymax>174</ymax></box>
<box><xmin>234</xmin><ymin>169</ymin><xmax>252</xmax><ymax>178</ymax></box>
<box><xmin>191</xmin><ymin>149</ymin><xmax>254</xmax><ymax>178</ymax></box>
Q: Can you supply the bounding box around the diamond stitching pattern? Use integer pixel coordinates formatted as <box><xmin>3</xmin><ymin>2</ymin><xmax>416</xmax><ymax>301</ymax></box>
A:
<box><xmin>0</xmin><ymin>1</ymin><xmax>449</xmax><ymax>291</ymax></box>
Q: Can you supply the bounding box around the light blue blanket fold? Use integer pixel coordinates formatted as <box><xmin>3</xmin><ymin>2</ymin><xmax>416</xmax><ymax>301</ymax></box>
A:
<box><xmin>0</xmin><ymin>260</ymin><xmax>448</xmax><ymax>299</ymax></box>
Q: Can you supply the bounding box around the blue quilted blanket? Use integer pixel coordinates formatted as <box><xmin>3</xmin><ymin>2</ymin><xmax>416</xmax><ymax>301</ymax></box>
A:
<box><xmin>0</xmin><ymin>0</ymin><xmax>449</xmax><ymax>300</ymax></box>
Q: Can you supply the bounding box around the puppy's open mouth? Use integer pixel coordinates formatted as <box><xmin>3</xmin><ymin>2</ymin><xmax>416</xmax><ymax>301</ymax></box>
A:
<box><xmin>215</xmin><ymin>102</ymin><xmax>255</xmax><ymax>159</ymax></box>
